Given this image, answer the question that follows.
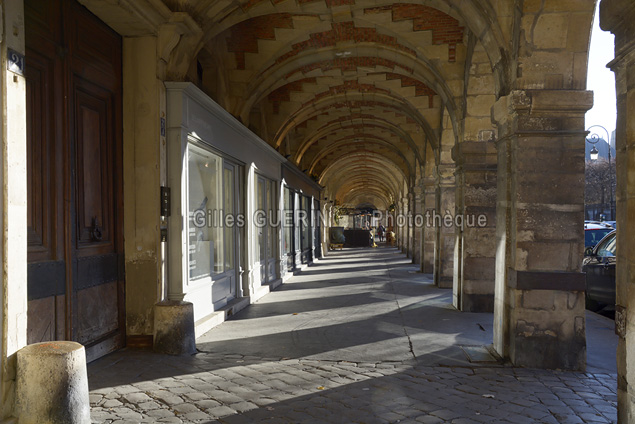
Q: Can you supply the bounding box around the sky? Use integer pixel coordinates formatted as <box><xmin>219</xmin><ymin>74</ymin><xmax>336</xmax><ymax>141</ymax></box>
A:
<box><xmin>585</xmin><ymin>1</ymin><xmax>617</xmax><ymax>144</ymax></box>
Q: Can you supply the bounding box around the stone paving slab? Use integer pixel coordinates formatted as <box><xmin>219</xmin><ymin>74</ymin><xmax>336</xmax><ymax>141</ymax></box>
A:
<box><xmin>89</xmin><ymin>352</ymin><xmax>616</xmax><ymax>423</ymax></box>
<box><xmin>88</xmin><ymin>247</ymin><xmax>618</xmax><ymax>423</ymax></box>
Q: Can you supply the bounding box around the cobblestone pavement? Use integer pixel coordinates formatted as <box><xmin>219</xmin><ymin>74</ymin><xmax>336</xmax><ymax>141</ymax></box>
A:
<box><xmin>88</xmin><ymin>247</ymin><xmax>618</xmax><ymax>423</ymax></box>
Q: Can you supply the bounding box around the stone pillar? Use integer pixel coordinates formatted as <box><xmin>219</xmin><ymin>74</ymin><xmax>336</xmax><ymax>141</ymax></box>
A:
<box><xmin>1</xmin><ymin>0</ymin><xmax>29</xmax><ymax>419</ymax></box>
<box><xmin>407</xmin><ymin>191</ymin><xmax>415</xmax><ymax>259</ymax></box>
<box><xmin>434</xmin><ymin>165</ymin><xmax>455</xmax><ymax>288</ymax></box>
<box><xmin>452</xmin><ymin>141</ymin><xmax>497</xmax><ymax>312</ymax></box>
<box><xmin>412</xmin><ymin>183</ymin><xmax>424</xmax><ymax>265</ymax></box>
<box><xmin>321</xmin><ymin>202</ymin><xmax>332</xmax><ymax>256</ymax></box>
<box><xmin>400</xmin><ymin>198</ymin><xmax>408</xmax><ymax>253</ymax></box>
<box><xmin>422</xmin><ymin>177</ymin><xmax>436</xmax><ymax>273</ymax></box>
<box><xmin>400</xmin><ymin>200</ymin><xmax>406</xmax><ymax>252</ymax></box>
<box><xmin>123</xmin><ymin>36</ymin><xmax>163</xmax><ymax>343</ymax></box>
<box><xmin>492</xmin><ymin>90</ymin><xmax>592</xmax><ymax>370</ymax></box>
<box><xmin>600</xmin><ymin>0</ymin><xmax>635</xmax><ymax>419</ymax></box>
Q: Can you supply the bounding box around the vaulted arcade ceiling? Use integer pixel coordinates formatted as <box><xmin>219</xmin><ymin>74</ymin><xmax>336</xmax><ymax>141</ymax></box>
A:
<box><xmin>81</xmin><ymin>0</ymin><xmax>594</xmax><ymax>210</ymax></box>
<box><xmin>199</xmin><ymin>1</ymin><xmax>475</xmax><ymax>209</ymax></box>
<box><xmin>200</xmin><ymin>1</ymin><xmax>467</xmax><ymax>209</ymax></box>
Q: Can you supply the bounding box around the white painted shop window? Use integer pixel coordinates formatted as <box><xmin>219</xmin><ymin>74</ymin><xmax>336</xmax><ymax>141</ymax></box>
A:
<box><xmin>187</xmin><ymin>144</ymin><xmax>223</xmax><ymax>279</ymax></box>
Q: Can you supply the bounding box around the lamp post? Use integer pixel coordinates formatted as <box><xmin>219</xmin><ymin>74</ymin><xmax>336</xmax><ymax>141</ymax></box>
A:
<box><xmin>586</xmin><ymin>125</ymin><xmax>614</xmax><ymax>220</ymax></box>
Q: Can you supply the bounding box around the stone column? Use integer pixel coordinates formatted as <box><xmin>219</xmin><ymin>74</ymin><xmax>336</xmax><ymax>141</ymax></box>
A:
<box><xmin>600</xmin><ymin>0</ymin><xmax>635</xmax><ymax>419</ymax></box>
<box><xmin>492</xmin><ymin>89</ymin><xmax>592</xmax><ymax>370</ymax></box>
<box><xmin>434</xmin><ymin>165</ymin><xmax>455</xmax><ymax>288</ymax></box>
<box><xmin>400</xmin><ymin>197</ymin><xmax>408</xmax><ymax>253</ymax></box>
<box><xmin>422</xmin><ymin>177</ymin><xmax>436</xmax><ymax>273</ymax></box>
<box><xmin>1</xmin><ymin>0</ymin><xmax>28</xmax><ymax>418</ymax></box>
<box><xmin>452</xmin><ymin>141</ymin><xmax>497</xmax><ymax>312</ymax></box>
<box><xmin>407</xmin><ymin>191</ymin><xmax>415</xmax><ymax>259</ymax></box>
<box><xmin>123</xmin><ymin>36</ymin><xmax>163</xmax><ymax>344</ymax></box>
<box><xmin>412</xmin><ymin>183</ymin><xmax>424</xmax><ymax>265</ymax></box>
<box><xmin>396</xmin><ymin>203</ymin><xmax>400</xmax><ymax>250</ymax></box>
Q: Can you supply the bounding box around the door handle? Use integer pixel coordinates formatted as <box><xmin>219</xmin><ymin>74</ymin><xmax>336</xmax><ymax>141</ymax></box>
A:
<box><xmin>91</xmin><ymin>217</ymin><xmax>103</xmax><ymax>242</ymax></box>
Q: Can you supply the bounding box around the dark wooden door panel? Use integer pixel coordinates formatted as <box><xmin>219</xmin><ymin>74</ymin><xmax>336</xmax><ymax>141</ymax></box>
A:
<box><xmin>67</xmin><ymin>0</ymin><xmax>124</xmax><ymax>355</ymax></box>
<box><xmin>25</xmin><ymin>31</ymin><xmax>64</xmax><ymax>263</ymax></box>
<box><xmin>27</xmin><ymin>261</ymin><xmax>66</xmax><ymax>300</ymax></box>
<box><xmin>26</xmin><ymin>0</ymin><xmax>125</xmax><ymax>359</ymax></box>
<box><xmin>24</xmin><ymin>0</ymin><xmax>61</xmax><ymax>42</ymax></box>
<box><xmin>25</xmin><ymin>0</ymin><xmax>66</xmax><ymax>344</ymax></box>
<box><xmin>75</xmin><ymin>254</ymin><xmax>121</xmax><ymax>290</ymax></box>
<box><xmin>26</xmin><ymin>56</ymin><xmax>50</xmax><ymax>253</ymax></box>
<box><xmin>76</xmin><ymin>282</ymin><xmax>119</xmax><ymax>344</ymax></box>
<box><xmin>73</xmin><ymin>81</ymin><xmax>114</xmax><ymax>250</ymax></box>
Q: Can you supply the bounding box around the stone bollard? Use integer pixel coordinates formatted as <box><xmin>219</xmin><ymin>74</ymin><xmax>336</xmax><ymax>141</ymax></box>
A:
<box><xmin>153</xmin><ymin>300</ymin><xmax>197</xmax><ymax>355</ymax></box>
<box><xmin>16</xmin><ymin>341</ymin><xmax>90</xmax><ymax>424</ymax></box>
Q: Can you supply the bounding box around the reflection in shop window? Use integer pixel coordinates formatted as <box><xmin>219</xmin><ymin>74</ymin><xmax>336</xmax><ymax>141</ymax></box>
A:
<box><xmin>257</xmin><ymin>177</ymin><xmax>266</xmax><ymax>263</ymax></box>
<box><xmin>223</xmin><ymin>165</ymin><xmax>235</xmax><ymax>270</ymax></box>
<box><xmin>187</xmin><ymin>144</ymin><xmax>223</xmax><ymax>279</ymax></box>
<box><xmin>284</xmin><ymin>187</ymin><xmax>293</xmax><ymax>255</ymax></box>
<box><xmin>301</xmin><ymin>195</ymin><xmax>310</xmax><ymax>251</ymax></box>
<box><xmin>267</xmin><ymin>180</ymin><xmax>275</xmax><ymax>261</ymax></box>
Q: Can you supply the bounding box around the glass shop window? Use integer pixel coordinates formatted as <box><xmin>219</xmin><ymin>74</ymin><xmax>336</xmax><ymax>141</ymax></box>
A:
<box><xmin>223</xmin><ymin>164</ymin><xmax>235</xmax><ymax>271</ymax></box>
<box><xmin>187</xmin><ymin>144</ymin><xmax>224</xmax><ymax>280</ymax></box>
<box><xmin>283</xmin><ymin>187</ymin><xmax>293</xmax><ymax>255</ymax></box>
<box><xmin>301</xmin><ymin>195</ymin><xmax>311</xmax><ymax>251</ymax></box>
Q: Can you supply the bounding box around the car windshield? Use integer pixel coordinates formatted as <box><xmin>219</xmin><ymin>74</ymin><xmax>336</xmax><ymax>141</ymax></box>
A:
<box><xmin>585</xmin><ymin>228</ymin><xmax>613</xmax><ymax>248</ymax></box>
<box><xmin>596</xmin><ymin>232</ymin><xmax>616</xmax><ymax>257</ymax></box>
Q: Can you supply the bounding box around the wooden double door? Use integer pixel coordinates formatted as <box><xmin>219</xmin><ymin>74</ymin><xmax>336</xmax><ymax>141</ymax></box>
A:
<box><xmin>25</xmin><ymin>0</ymin><xmax>125</xmax><ymax>361</ymax></box>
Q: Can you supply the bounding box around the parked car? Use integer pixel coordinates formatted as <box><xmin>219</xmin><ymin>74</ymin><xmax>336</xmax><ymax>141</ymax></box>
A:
<box><xmin>582</xmin><ymin>229</ymin><xmax>616</xmax><ymax>311</ymax></box>
<box><xmin>585</xmin><ymin>220</ymin><xmax>613</xmax><ymax>227</ymax></box>
<box><xmin>584</xmin><ymin>222</ymin><xmax>614</xmax><ymax>249</ymax></box>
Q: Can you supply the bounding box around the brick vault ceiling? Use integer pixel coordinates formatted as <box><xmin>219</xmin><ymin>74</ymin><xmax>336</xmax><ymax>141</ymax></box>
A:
<box><xmin>167</xmin><ymin>0</ymin><xmax>473</xmax><ymax>208</ymax></box>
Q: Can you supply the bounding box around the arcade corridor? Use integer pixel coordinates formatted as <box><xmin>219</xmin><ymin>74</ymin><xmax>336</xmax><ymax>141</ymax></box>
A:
<box><xmin>87</xmin><ymin>246</ymin><xmax>617</xmax><ymax>423</ymax></box>
<box><xmin>6</xmin><ymin>1</ymin><xmax>635</xmax><ymax>421</ymax></box>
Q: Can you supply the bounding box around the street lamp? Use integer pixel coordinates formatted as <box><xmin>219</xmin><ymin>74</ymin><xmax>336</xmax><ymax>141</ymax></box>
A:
<box><xmin>586</xmin><ymin>125</ymin><xmax>614</xmax><ymax>220</ymax></box>
<box><xmin>589</xmin><ymin>145</ymin><xmax>599</xmax><ymax>161</ymax></box>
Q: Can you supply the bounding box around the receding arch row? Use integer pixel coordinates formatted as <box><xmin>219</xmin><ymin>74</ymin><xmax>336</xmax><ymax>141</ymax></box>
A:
<box><xmin>338</xmin><ymin>182</ymin><xmax>398</xmax><ymax>211</ymax></box>
<box><xmin>321</xmin><ymin>154</ymin><xmax>407</xmax><ymax>198</ymax></box>
<box><xmin>295</xmin><ymin>118</ymin><xmax>423</xmax><ymax>170</ymax></box>
<box><xmin>320</xmin><ymin>151</ymin><xmax>412</xmax><ymax>188</ymax></box>
<box><xmin>326</xmin><ymin>166</ymin><xmax>403</xmax><ymax>200</ymax></box>
<box><xmin>340</xmin><ymin>187</ymin><xmax>393</xmax><ymax>210</ymax></box>
<box><xmin>324</xmin><ymin>166</ymin><xmax>403</xmax><ymax>200</ymax></box>
<box><xmin>342</xmin><ymin>192</ymin><xmax>391</xmax><ymax>210</ymax></box>
<box><xmin>337</xmin><ymin>177</ymin><xmax>395</xmax><ymax>198</ymax></box>
<box><xmin>196</xmin><ymin>0</ymin><xmax>510</xmax><ymax>95</ymax></box>
<box><xmin>312</xmin><ymin>149</ymin><xmax>411</xmax><ymax>184</ymax></box>
<box><xmin>274</xmin><ymin>93</ymin><xmax>440</xmax><ymax>152</ymax></box>
<box><xmin>336</xmin><ymin>179</ymin><xmax>396</xmax><ymax>208</ymax></box>
<box><xmin>239</xmin><ymin>45</ymin><xmax>451</xmax><ymax>121</ymax></box>
<box><xmin>261</xmin><ymin>67</ymin><xmax>437</xmax><ymax>119</ymax></box>
<box><xmin>237</xmin><ymin>45</ymin><xmax>459</xmax><ymax>141</ymax></box>
<box><xmin>308</xmin><ymin>135</ymin><xmax>414</xmax><ymax>177</ymax></box>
